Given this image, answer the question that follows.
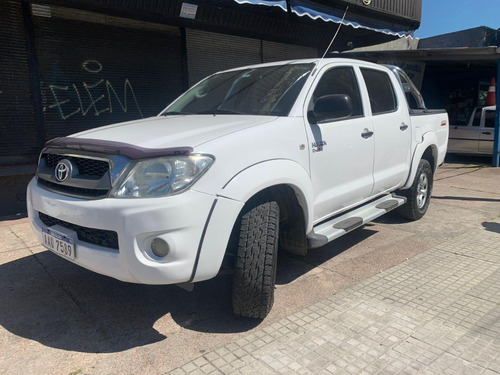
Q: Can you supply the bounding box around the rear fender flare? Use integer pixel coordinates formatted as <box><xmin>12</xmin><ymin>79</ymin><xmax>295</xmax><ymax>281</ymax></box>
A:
<box><xmin>402</xmin><ymin>133</ymin><xmax>437</xmax><ymax>189</ymax></box>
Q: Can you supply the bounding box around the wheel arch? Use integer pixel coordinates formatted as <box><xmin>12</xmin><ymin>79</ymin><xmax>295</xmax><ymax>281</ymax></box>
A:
<box><xmin>402</xmin><ymin>134</ymin><xmax>438</xmax><ymax>190</ymax></box>
<box><xmin>242</xmin><ymin>184</ymin><xmax>309</xmax><ymax>256</ymax></box>
<box><xmin>421</xmin><ymin>146</ymin><xmax>437</xmax><ymax>172</ymax></box>
<box><xmin>218</xmin><ymin>159</ymin><xmax>314</xmax><ymax>232</ymax></box>
<box><xmin>192</xmin><ymin>160</ymin><xmax>313</xmax><ymax>282</ymax></box>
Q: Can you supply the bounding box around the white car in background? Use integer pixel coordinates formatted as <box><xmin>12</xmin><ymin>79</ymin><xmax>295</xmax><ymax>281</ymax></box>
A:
<box><xmin>448</xmin><ymin>106</ymin><xmax>495</xmax><ymax>155</ymax></box>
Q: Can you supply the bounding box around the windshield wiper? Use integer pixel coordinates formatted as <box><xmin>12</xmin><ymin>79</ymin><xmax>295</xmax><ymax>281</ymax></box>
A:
<box><xmin>161</xmin><ymin>111</ymin><xmax>191</xmax><ymax>116</ymax></box>
<box><xmin>196</xmin><ymin>109</ymin><xmax>243</xmax><ymax>115</ymax></box>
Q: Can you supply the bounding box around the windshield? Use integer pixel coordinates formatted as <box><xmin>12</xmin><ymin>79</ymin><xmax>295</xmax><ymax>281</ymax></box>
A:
<box><xmin>161</xmin><ymin>63</ymin><xmax>315</xmax><ymax>117</ymax></box>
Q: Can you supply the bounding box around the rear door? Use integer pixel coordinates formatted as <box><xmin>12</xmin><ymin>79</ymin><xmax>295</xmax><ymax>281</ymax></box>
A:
<box><xmin>360</xmin><ymin>67</ymin><xmax>411</xmax><ymax>195</ymax></box>
<box><xmin>479</xmin><ymin>108</ymin><xmax>495</xmax><ymax>154</ymax></box>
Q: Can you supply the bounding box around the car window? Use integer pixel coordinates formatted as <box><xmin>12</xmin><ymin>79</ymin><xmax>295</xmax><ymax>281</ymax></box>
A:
<box><xmin>311</xmin><ymin>67</ymin><xmax>363</xmax><ymax>118</ymax></box>
<box><xmin>361</xmin><ymin>68</ymin><xmax>397</xmax><ymax>115</ymax></box>
<box><xmin>472</xmin><ymin>110</ymin><xmax>482</xmax><ymax>127</ymax></box>
<box><xmin>485</xmin><ymin>110</ymin><xmax>495</xmax><ymax>128</ymax></box>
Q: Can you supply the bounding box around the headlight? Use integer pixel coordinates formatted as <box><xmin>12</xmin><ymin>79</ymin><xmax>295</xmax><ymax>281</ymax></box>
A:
<box><xmin>111</xmin><ymin>155</ymin><xmax>214</xmax><ymax>198</ymax></box>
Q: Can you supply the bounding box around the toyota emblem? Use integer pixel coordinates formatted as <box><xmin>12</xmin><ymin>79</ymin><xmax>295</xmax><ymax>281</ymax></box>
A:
<box><xmin>55</xmin><ymin>159</ymin><xmax>72</xmax><ymax>182</ymax></box>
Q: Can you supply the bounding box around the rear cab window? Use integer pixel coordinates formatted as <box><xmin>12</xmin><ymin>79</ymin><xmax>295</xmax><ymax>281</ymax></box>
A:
<box><xmin>394</xmin><ymin>69</ymin><xmax>426</xmax><ymax>110</ymax></box>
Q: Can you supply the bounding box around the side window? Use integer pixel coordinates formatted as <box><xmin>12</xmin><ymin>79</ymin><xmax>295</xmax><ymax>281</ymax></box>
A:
<box><xmin>361</xmin><ymin>68</ymin><xmax>397</xmax><ymax>115</ymax></box>
<box><xmin>311</xmin><ymin>67</ymin><xmax>363</xmax><ymax>118</ymax></box>
<box><xmin>472</xmin><ymin>110</ymin><xmax>482</xmax><ymax>127</ymax></box>
<box><xmin>485</xmin><ymin>110</ymin><xmax>496</xmax><ymax>128</ymax></box>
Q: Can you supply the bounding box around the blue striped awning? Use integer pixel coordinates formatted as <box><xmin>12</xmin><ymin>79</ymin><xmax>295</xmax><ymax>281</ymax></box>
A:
<box><xmin>233</xmin><ymin>0</ymin><xmax>412</xmax><ymax>37</ymax></box>
<box><xmin>233</xmin><ymin>0</ymin><xmax>288</xmax><ymax>11</ymax></box>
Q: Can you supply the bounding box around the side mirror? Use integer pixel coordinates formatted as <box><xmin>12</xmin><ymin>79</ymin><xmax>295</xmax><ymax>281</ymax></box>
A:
<box><xmin>308</xmin><ymin>94</ymin><xmax>353</xmax><ymax>124</ymax></box>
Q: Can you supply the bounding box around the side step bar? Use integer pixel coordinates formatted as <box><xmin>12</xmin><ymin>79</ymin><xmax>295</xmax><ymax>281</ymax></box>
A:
<box><xmin>307</xmin><ymin>194</ymin><xmax>407</xmax><ymax>249</ymax></box>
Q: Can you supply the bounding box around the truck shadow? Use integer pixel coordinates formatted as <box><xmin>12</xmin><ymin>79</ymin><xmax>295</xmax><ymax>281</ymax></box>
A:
<box><xmin>432</xmin><ymin>196</ymin><xmax>500</xmax><ymax>203</ymax></box>
<box><xmin>276</xmin><ymin>227</ymin><xmax>376</xmax><ymax>285</ymax></box>
<box><xmin>0</xmin><ymin>229</ymin><xmax>373</xmax><ymax>353</ymax></box>
<box><xmin>0</xmin><ymin>251</ymin><xmax>260</xmax><ymax>353</ymax></box>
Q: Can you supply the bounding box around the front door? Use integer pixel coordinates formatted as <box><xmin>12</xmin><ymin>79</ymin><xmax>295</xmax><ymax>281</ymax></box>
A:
<box><xmin>306</xmin><ymin>65</ymin><xmax>374</xmax><ymax>223</ymax></box>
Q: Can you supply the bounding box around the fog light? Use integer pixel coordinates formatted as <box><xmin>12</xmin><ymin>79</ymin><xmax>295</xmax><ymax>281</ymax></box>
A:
<box><xmin>151</xmin><ymin>238</ymin><xmax>170</xmax><ymax>257</ymax></box>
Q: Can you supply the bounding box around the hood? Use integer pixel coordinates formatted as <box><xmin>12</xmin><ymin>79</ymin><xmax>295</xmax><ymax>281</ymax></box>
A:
<box><xmin>71</xmin><ymin>115</ymin><xmax>278</xmax><ymax>149</ymax></box>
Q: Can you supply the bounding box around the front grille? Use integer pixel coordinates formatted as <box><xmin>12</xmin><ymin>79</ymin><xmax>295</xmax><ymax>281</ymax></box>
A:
<box><xmin>38</xmin><ymin>179</ymin><xmax>109</xmax><ymax>199</ymax></box>
<box><xmin>45</xmin><ymin>153</ymin><xmax>64</xmax><ymax>168</ymax></box>
<box><xmin>43</xmin><ymin>153</ymin><xmax>109</xmax><ymax>177</ymax></box>
<box><xmin>37</xmin><ymin>152</ymin><xmax>114</xmax><ymax>199</ymax></box>
<box><xmin>77</xmin><ymin>157</ymin><xmax>109</xmax><ymax>176</ymax></box>
<box><xmin>39</xmin><ymin>212</ymin><xmax>119</xmax><ymax>251</ymax></box>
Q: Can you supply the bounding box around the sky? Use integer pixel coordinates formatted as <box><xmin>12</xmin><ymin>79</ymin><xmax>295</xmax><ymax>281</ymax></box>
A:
<box><xmin>414</xmin><ymin>0</ymin><xmax>500</xmax><ymax>39</ymax></box>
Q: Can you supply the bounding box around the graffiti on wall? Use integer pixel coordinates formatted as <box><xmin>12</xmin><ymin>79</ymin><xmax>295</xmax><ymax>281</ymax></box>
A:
<box><xmin>45</xmin><ymin>60</ymin><xmax>144</xmax><ymax>120</ymax></box>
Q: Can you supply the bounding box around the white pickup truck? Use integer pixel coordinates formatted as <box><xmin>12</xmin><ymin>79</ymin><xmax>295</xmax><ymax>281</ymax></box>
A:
<box><xmin>27</xmin><ymin>58</ymin><xmax>448</xmax><ymax>318</ymax></box>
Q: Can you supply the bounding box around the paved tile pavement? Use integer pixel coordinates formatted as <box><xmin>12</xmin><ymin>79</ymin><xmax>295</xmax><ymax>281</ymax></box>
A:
<box><xmin>170</xmin><ymin>221</ymin><xmax>500</xmax><ymax>375</ymax></box>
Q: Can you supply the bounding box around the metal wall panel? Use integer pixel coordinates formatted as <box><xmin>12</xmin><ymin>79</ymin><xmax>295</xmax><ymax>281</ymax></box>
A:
<box><xmin>75</xmin><ymin>0</ymin><xmax>421</xmax><ymax>23</ymax></box>
<box><xmin>186</xmin><ymin>29</ymin><xmax>262</xmax><ymax>86</ymax></box>
<box><xmin>262</xmin><ymin>41</ymin><xmax>318</xmax><ymax>63</ymax></box>
<box><xmin>338</xmin><ymin>0</ymin><xmax>421</xmax><ymax>22</ymax></box>
<box><xmin>31</xmin><ymin>5</ymin><xmax>185</xmax><ymax>140</ymax></box>
<box><xmin>186</xmin><ymin>30</ymin><xmax>319</xmax><ymax>86</ymax></box>
<box><xmin>59</xmin><ymin>0</ymin><xmax>322</xmax><ymax>48</ymax></box>
<box><xmin>0</xmin><ymin>1</ymin><xmax>38</xmax><ymax>165</ymax></box>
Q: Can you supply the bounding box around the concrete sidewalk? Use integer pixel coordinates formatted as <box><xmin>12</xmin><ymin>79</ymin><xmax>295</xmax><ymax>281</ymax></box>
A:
<box><xmin>169</xmin><ymin>221</ymin><xmax>500</xmax><ymax>375</ymax></box>
<box><xmin>1</xmin><ymin>159</ymin><xmax>499</xmax><ymax>375</ymax></box>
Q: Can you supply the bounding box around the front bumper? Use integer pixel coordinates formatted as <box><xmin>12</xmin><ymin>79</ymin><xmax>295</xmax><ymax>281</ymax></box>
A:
<box><xmin>27</xmin><ymin>178</ymin><xmax>240</xmax><ymax>285</ymax></box>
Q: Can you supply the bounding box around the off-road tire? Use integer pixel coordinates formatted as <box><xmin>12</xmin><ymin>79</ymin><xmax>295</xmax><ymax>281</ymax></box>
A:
<box><xmin>232</xmin><ymin>201</ymin><xmax>279</xmax><ymax>319</ymax></box>
<box><xmin>397</xmin><ymin>159</ymin><xmax>433</xmax><ymax>221</ymax></box>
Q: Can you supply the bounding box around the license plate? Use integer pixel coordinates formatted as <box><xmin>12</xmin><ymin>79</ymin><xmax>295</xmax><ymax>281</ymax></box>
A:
<box><xmin>42</xmin><ymin>227</ymin><xmax>75</xmax><ymax>261</ymax></box>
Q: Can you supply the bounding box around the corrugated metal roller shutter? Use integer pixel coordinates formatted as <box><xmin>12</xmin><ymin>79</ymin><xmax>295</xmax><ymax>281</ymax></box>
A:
<box><xmin>186</xmin><ymin>30</ymin><xmax>318</xmax><ymax>86</ymax></box>
<box><xmin>262</xmin><ymin>40</ymin><xmax>318</xmax><ymax>62</ymax></box>
<box><xmin>186</xmin><ymin>29</ymin><xmax>262</xmax><ymax>87</ymax></box>
<box><xmin>31</xmin><ymin>5</ymin><xmax>184</xmax><ymax>141</ymax></box>
<box><xmin>0</xmin><ymin>1</ymin><xmax>38</xmax><ymax>165</ymax></box>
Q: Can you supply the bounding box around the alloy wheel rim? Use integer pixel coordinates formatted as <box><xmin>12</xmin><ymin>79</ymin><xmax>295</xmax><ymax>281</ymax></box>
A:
<box><xmin>416</xmin><ymin>173</ymin><xmax>428</xmax><ymax>209</ymax></box>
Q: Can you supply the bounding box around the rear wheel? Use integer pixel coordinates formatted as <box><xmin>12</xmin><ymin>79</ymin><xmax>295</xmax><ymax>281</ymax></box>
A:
<box><xmin>232</xmin><ymin>201</ymin><xmax>279</xmax><ymax>319</ymax></box>
<box><xmin>397</xmin><ymin>159</ymin><xmax>433</xmax><ymax>221</ymax></box>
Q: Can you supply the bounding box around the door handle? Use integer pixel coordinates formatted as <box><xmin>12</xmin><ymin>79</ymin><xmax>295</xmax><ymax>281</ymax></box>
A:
<box><xmin>482</xmin><ymin>131</ymin><xmax>492</xmax><ymax>135</ymax></box>
<box><xmin>361</xmin><ymin>129</ymin><xmax>374</xmax><ymax>139</ymax></box>
<box><xmin>400</xmin><ymin>123</ymin><xmax>409</xmax><ymax>131</ymax></box>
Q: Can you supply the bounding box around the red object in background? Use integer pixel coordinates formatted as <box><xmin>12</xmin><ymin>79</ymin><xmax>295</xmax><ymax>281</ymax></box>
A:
<box><xmin>485</xmin><ymin>77</ymin><xmax>496</xmax><ymax>106</ymax></box>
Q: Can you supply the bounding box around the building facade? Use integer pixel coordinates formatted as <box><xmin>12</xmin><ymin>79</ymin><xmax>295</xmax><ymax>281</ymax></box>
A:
<box><xmin>0</xmin><ymin>0</ymin><xmax>421</xmax><ymax>216</ymax></box>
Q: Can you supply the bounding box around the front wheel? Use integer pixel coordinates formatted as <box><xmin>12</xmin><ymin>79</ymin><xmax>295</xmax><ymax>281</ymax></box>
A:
<box><xmin>232</xmin><ymin>200</ymin><xmax>279</xmax><ymax>319</ymax></box>
<box><xmin>397</xmin><ymin>159</ymin><xmax>433</xmax><ymax>221</ymax></box>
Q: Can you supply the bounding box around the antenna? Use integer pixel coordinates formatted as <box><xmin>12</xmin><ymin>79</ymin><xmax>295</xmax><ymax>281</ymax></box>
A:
<box><xmin>321</xmin><ymin>6</ymin><xmax>349</xmax><ymax>60</ymax></box>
